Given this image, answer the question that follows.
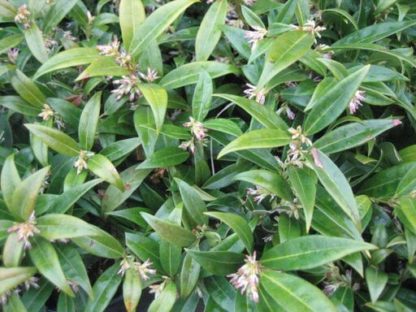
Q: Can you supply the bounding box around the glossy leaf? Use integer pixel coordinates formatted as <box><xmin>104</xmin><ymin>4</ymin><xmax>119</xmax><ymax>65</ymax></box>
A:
<box><xmin>79</xmin><ymin>92</ymin><xmax>101</xmax><ymax>150</ymax></box>
<box><xmin>186</xmin><ymin>249</ymin><xmax>244</xmax><ymax>275</ymax></box>
<box><xmin>87</xmin><ymin>154</ymin><xmax>124</xmax><ymax>191</ymax></box>
<box><xmin>137</xmin><ymin>83</ymin><xmax>167</xmax><ymax>132</ymax></box>
<box><xmin>136</xmin><ymin>147</ymin><xmax>189</xmax><ymax>169</ymax></box>
<box><xmin>119</xmin><ymin>0</ymin><xmax>145</xmax><ymax>49</ymax></box>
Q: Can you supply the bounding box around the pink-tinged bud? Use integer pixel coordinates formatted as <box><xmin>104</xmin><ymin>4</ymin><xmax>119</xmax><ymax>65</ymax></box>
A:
<box><xmin>392</xmin><ymin>119</ymin><xmax>402</xmax><ymax>127</ymax></box>
<box><xmin>311</xmin><ymin>148</ymin><xmax>323</xmax><ymax>168</ymax></box>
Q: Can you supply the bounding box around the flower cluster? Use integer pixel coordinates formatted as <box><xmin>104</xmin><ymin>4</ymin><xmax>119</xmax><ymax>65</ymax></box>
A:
<box><xmin>244</xmin><ymin>26</ymin><xmax>267</xmax><ymax>48</ymax></box>
<box><xmin>228</xmin><ymin>252</ymin><xmax>261</xmax><ymax>302</ymax></box>
<box><xmin>180</xmin><ymin>117</ymin><xmax>208</xmax><ymax>154</ymax></box>
<box><xmin>348</xmin><ymin>90</ymin><xmax>366</xmax><ymax>114</ymax></box>
<box><xmin>296</xmin><ymin>20</ymin><xmax>326</xmax><ymax>41</ymax></box>
<box><xmin>285</xmin><ymin>126</ymin><xmax>313</xmax><ymax>168</ymax></box>
<box><xmin>14</xmin><ymin>5</ymin><xmax>31</xmax><ymax>29</ymax></box>
<box><xmin>246</xmin><ymin>186</ymin><xmax>276</xmax><ymax>204</ymax></box>
<box><xmin>38</xmin><ymin>104</ymin><xmax>54</xmax><ymax>121</ymax></box>
<box><xmin>244</xmin><ymin>84</ymin><xmax>267</xmax><ymax>105</ymax></box>
<box><xmin>118</xmin><ymin>256</ymin><xmax>157</xmax><ymax>281</ymax></box>
<box><xmin>112</xmin><ymin>74</ymin><xmax>141</xmax><ymax>101</ymax></box>
<box><xmin>7</xmin><ymin>212</ymin><xmax>40</xmax><ymax>249</ymax></box>
<box><xmin>74</xmin><ymin>150</ymin><xmax>93</xmax><ymax>174</ymax></box>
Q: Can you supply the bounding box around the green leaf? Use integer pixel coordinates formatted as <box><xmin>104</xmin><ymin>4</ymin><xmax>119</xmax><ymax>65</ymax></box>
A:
<box><xmin>186</xmin><ymin>249</ymin><xmax>244</xmax><ymax>275</ymax></box>
<box><xmin>102</xmin><ymin>166</ymin><xmax>150</xmax><ymax>213</ymax></box>
<box><xmin>314</xmin><ymin>119</ymin><xmax>400</xmax><ymax>154</ymax></box>
<box><xmin>137</xmin><ymin>83</ymin><xmax>167</xmax><ymax>133</ymax></box>
<box><xmin>34</xmin><ymin>48</ymin><xmax>100</xmax><ymax>79</ymax></box>
<box><xmin>148</xmin><ymin>280</ymin><xmax>177</xmax><ymax>312</ymax></box>
<box><xmin>396</xmin><ymin>197</ymin><xmax>416</xmax><ymax>235</ymax></box>
<box><xmin>160</xmin><ymin>61</ymin><xmax>238</xmax><ymax>89</ymax></box>
<box><xmin>57</xmin><ymin>293</ymin><xmax>75</xmax><ymax>312</ymax></box>
<box><xmin>0</xmin><ymin>267</ymin><xmax>37</xmax><ymax>296</ymax></box>
<box><xmin>176</xmin><ymin>178</ymin><xmax>207</xmax><ymax>226</ymax></box>
<box><xmin>10</xmin><ymin>166</ymin><xmax>49</xmax><ymax>220</ymax></box>
<box><xmin>85</xmin><ymin>263</ymin><xmax>122</xmax><ymax>312</ymax></box>
<box><xmin>234</xmin><ymin>169</ymin><xmax>292</xmax><ymax>201</ymax></box>
<box><xmin>25</xmin><ymin>124</ymin><xmax>80</xmax><ymax>156</ymax></box>
<box><xmin>43</xmin><ymin>0</ymin><xmax>79</xmax><ymax>33</ymax></box>
<box><xmin>1</xmin><ymin>154</ymin><xmax>21</xmax><ymax>209</ymax></box>
<box><xmin>129</xmin><ymin>0</ymin><xmax>198</xmax><ymax>57</ymax></box>
<box><xmin>180</xmin><ymin>250</ymin><xmax>201</xmax><ymax>298</ymax></box>
<box><xmin>257</xmin><ymin>31</ymin><xmax>314</xmax><ymax>88</ymax></box>
<box><xmin>29</xmin><ymin>237</ymin><xmax>74</xmax><ymax>296</ymax></box>
<box><xmin>87</xmin><ymin>154</ymin><xmax>124</xmax><ymax>191</ymax></box>
<box><xmin>126</xmin><ymin>232</ymin><xmax>162</xmax><ymax>272</ymax></box>
<box><xmin>37</xmin><ymin>214</ymin><xmax>101</xmax><ymax>240</ymax></box>
<box><xmin>11</xmin><ymin>70</ymin><xmax>45</xmax><ymax>108</ymax></box>
<box><xmin>4</xmin><ymin>293</ymin><xmax>27</xmax><ymax>312</ymax></box>
<box><xmin>100</xmin><ymin>138</ymin><xmax>141</xmax><ymax>162</ymax></box>
<box><xmin>195</xmin><ymin>0</ymin><xmax>228</xmax><ymax>61</ymax></box>
<box><xmin>2</xmin><ymin>233</ymin><xmax>24</xmax><ymax>267</ymax></box>
<box><xmin>76</xmin><ymin>57</ymin><xmax>129</xmax><ymax>81</ymax></box>
<box><xmin>218</xmin><ymin>128</ymin><xmax>291</xmax><ymax>158</ymax></box>
<box><xmin>141</xmin><ymin>212</ymin><xmax>196</xmax><ymax>247</ymax></box>
<box><xmin>119</xmin><ymin>0</ymin><xmax>145</xmax><ymax>49</ymax></box>
<box><xmin>56</xmin><ymin>245</ymin><xmax>93</xmax><ymax>297</ymax></box>
<box><xmin>0</xmin><ymin>95</ymin><xmax>40</xmax><ymax>116</ymax></box>
<box><xmin>123</xmin><ymin>268</ymin><xmax>142</xmax><ymax>312</ymax></box>
<box><xmin>260</xmin><ymin>271</ymin><xmax>337</xmax><ymax>312</ymax></box>
<box><xmin>160</xmin><ymin>240</ymin><xmax>181</xmax><ymax>277</ymax></box>
<box><xmin>23</xmin><ymin>23</ymin><xmax>48</xmax><ymax>63</ymax></box>
<box><xmin>213</xmin><ymin>94</ymin><xmax>287</xmax><ymax>129</ymax></box>
<box><xmin>205</xmin><ymin>211</ymin><xmax>253</xmax><ymax>253</ymax></box>
<box><xmin>366</xmin><ymin>267</ymin><xmax>388</xmax><ymax>303</ymax></box>
<box><xmin>303</xmin><ymin>66</ymin><xmax>370</xmax><ymax>135</ymax></box>
<box><xmin>307</xmin><ymin>149</ymin><xmax>361</xmax><ymax>228</ymax></box>
<box><xmin>261</xmin><ymin>235</ymin><xmax>376</xmax><ymax>270</ymax></box>
<box><xmin>79</xmin><ymin>92</ymin><xmax>101</xmax><ymax>150</ymax></box>
<box><xmin>288</xmin><ymin>166</ymin><xmax>317</xmax><ymax>232</ymax></box>
<box><xmin>333</xmin><ymin>20</ymin><xmax>416</xmax><ymax>46</ymax></box>
<box><xmin>192</xmin><ymin>71</ymin><xmax>213</xmax><ymax>121</ymax></box>
<box><xmin>0</xmin><ymin>33</ymin><xmax>23</xmax><ymax>54</ymax></box>
<box><xmin>136</xmin><ymin>147</ymin><xmax>189</xmax><ymax>169</ymax></box>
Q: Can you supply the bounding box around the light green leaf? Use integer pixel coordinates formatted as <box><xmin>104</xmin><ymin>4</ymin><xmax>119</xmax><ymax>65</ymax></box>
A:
<box><xmin>186</xmin><ymin>250</ymin><xmax>244</xmax><ymax>275</ymax></box>
<box><xmin>87</xmin><ymin>154</ymin><xmax>124</xmax><ymax>191</ymax></box>
<box><xmin>79</xmin><ymin>92</ymin><xmax>101</xmax><ymax>150</ymax></box>
<box><xmin>148</xmin><ymin>280</ymin><xmax>177</xmax><ymax>312</ymax></box>
<box><xmin>0</xmin><ymin>33</ymin><xmax>23</xmax><ymax>54</ymax></box>
<box><xmin>1</xmin><ymin>154</ymin><xmax>21</xmax><ymax>209</ymax></box>
<box><xmin>123</xmin><ymin>268</ymin><xmax>142</xmax><ymax>312</ymax></box>
<box><xmin>29</xmin><ymin>237</ymin><xmax>74</xmax><ymax>296</ymax></box>
<box><xmin>192</xmin><ymin>71</ymin><xmax>213</xmax><ymax>121</ymax></box>
<box><xmin>11</xmin><ymin>70</ymin><xmax>45</xmax><ymax>108</ymax></box>
<box><xmin>129</xmin><ymin>0</ymin><xmax>198</xmax><ymax>57</ymax></box>
<box><xmin>23</xmin><ymin>23</ymin><xmax>48</xmax><ymax>63</ymax></box>
<box><xmin>257</xmin><ymin>31</ymin><xmax>314</xmax><ymax>88</ymax></box>
<box><xmin>137</xmin><ymin>83</ymin><xmax>167</xmax><ymax>132</ymax></box>
<box><xmin>218</xmin><ymin>128</ymin><xmax>291</xmax><ymax>158</ymax></box>
<box><xmin>303</xmin><ymin>66</ymin><xmax>370</xmax><ymax>135</ymax></box>
<box><xmin>119</xmin><ymin>0</ymin><xmax>145</xmax><ymax>49</ymax></box>
<box><xmin>136</xmin><ymin>147</ymin><xmax>189</xmax><ymax>169</ymax></box>
<box><xmin>0</xmin><ymin>267</ymin><xmax>37</xmax><ymax>296</ymax></box>
<box><xmin>25</xmin><ymin>123</ymin><xmax>80</xmax><ymax>156</ymax></box>
<box><xmin>396</xmin><ymin>197</ymin><xmax>416</xmax><ymax>234</ymax></box>
<box><xmin>205</xmin><ymin>211</ymin><xmax>253</xmax><ymax>253</ymax></box>
<box><xmin>76</xmin><ymin>57</ymin><xmax>129</xmax><ymax>81</ymax></box>
<box><xmin>176</xmin><ymin>178</ymin><xmax>208</xmax><ymax>226</ymax></box>
<box><xmin>141</xmin><ymin>212</ymin><xmax>196</xmax><ymax>247</ymax></box>
<box><xmin>43</xmin><ymin>0</ymin><xmax>79</xmax><ymax>33</ymax></box>
<box><xmin>180</xmin><ymin>250</ymin><xmax>201</xmax><ymax>298</ymax></box>
<box><xmin>195</xmin><ymin>0</ymin><xmax>228</xmax><ymax>61</ymax></box>
<box><xmin>366</xmin><ymin>267</ymin><xmax>388</xmax><ymax>303</ymax></box>
<box><xmin>34</xmin><ymin>48</ymin><xmax>100</xmax><ymax>79</ymax></box>
<box><xmin>261</xmin><ymin>235</ymin><xmax>376</xmax><ymax>271</ymax></box>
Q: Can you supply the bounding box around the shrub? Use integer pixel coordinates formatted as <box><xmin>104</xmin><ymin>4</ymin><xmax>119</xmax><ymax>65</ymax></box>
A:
<box><xmin>0</xmin><ymin>0</ymin><xmax>416</xmax><ymax>311</ymax></box>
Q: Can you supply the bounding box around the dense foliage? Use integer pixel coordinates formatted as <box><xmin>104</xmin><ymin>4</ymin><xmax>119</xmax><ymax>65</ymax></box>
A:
<box><xmin>1</xmin><ymin>0</ymin><xmax>416</xmax><ymax>311</ymax></box>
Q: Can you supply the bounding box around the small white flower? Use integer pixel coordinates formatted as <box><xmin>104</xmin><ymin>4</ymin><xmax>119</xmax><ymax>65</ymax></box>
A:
<box><xmin>139</xmin><ymin>68</ymin><xmax>159</xmax><ymax>82</ymax></box>
<box><xmin>14</xmin><ymin>5</ymin><xmax>31</xmax><ymax>29</ymax></box>
<box><xmin>8</xmin><ymin>48</ymin><xmax>19</xmax><ymax>64</ymax></box>
<box><xmin>244</xmin><ymin>26</ymin><xmax>267</xmax><ymax>47</ymax></box>
<box><xmin>87</xmin><ymin>10</ymin><xmax>95</xmax><ymax>24</ymax></box>
<box><xmin>38</xmin><ymin>104</ymin><xmax>54</xmax><ymax>121</ymax></box>
<box><xmin>246</xmin><ymin>186</ymin><xmax>275</xmax><ymax>204</ymax></box>
<box><xmin>63</xmin><ymin>31</ymin><xmax>76</xmax><ymax>41</ymax></box>
<box><xmin>97</xmin><ymin>39</ymin><xmax>120</xmax><ymax>57</ymax></box>
<box><xmin>244</xmin><ymin>83</ymin><xmax>266</xmax><ymax>105</ymax></box>
<box><xmin>348</xmin><ymin>90</ymin><xmax>365</xmax><ymax>114</ymax></box>
<box><xmin>45</xmin><ymin>38</ymin><xmax>58</xmax><ymax>53</ymax></box>
<box><xmin>228</xmin><ymin>252</ymin><xmax>261</xmax><ymax>303</ymax></box>
<box><xmin>297</xmin><ymin>20</ymin><xmax>326</xmax><ymax>39</ymax></box>
<box><xmin>112</xmin><ymin>74</ymin><xmax>141</xmax><ymax>101</ymax></box>
<box><xmin>286</xmin><ymin>106</ymin><xmax>296</xmax><ymax>120</ymax></box>
<box><xmin>183</xmin><ymin>117</ymin><xmax>207</xmax><ymax>141</ymax></box>
<box><xmin>243</xmin><ymin>0</ymin><xmax>256</xmax><ymax>6</ymax></box>
<box><xmin>8</xmin><ymin>212</ymin><xmax>40</xmax><ymax>249</ymax></box>
<box><xmin>74</xmin><ymin>150</ymin><xmax>89</xmax><ymax>174</ymax></box>
<box><xmin>179</xmin><ymin>139</ymin><xmax>196</xmax><ymax>154</ymax></box>
<box><xmin>134</xmin><ymin>259</ymin><xmax>157</xmax><ymax>281</ymax></box>
<box><xmin>24</xmin><ymin>277</ymin><xmax>39</xmax><ymax>290</ymax></box>
<box><xmin>288</xmin><ymin>126</ymin><xmax>312</xmax><ymax>146</ymax></box>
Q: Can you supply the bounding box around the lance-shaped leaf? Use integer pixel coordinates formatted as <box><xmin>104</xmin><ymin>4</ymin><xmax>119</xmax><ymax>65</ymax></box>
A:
<box><xmin>0</xmin><ymin>267</ymin><xmax>37</xmax><ymax>296</ymax></box>
<box><xmin>205</xmin><ymin>211</ymin><xmax>253</xmax><ymax>253</ymax></box>
<box><xmin>396</xmin><ymin>197</ymin><xmax>416</xmax><ymax>234</ymax></box>
<box><xmin>261</xmin><ymin>235</ymin><xmax>376</xmax><ymax>271</ymax></box>
<box><xmin>87</xmin><ymin>154</ymin><xmax>124</xmax><ymax>191</ymax></box>
<box><xmin>25</xmin><ymin>124</ymin><xmax>80</xmax><ymax>156</ymax></box>
<box><xmin>259</xmin><ymin>271</ymin><xmax>337</xmax><ymax>312</ymax></box>
<box><xmin>314</xmin><ymin>119</ymin><xmax>401</xmax><ymax>154</ymax></box>
<box><xmin>10</xmin><ymin>166</ymin><xmax>49</xmax><ymax>220</ymax></box>
<box><xmin>119</xmin><ymin>0</ymin><xmax>145</xmax><ymax>49</ymax></box>
<box><xmin>303</xmin><ymin>66</ymin><xmax>370</xmax><ymax>135</ymax></box>
<box><xmin>213</xmin><ymin>94</ymin><xmax>287</xmax><ymax>129</ymax></box>
<box><xmin>148</xmin><ymin>280</ymin><xmax>177</xmax><ymax>312</ymax></box>
<box><xmin>11</xmin><ymin>70</ymin><xmax>45</xmax><ymax>108</ymax></box>
<box><xmin>129</xmin><ymin>0</ymin><xmax>198</xmax><ymax>57</ymax></box>
<box><xmin>76</xmin><ymin>57</ymin><xmax>129</xmax><ymax>81</ymax></box>
<box><xmin>257</xmin><ymin>31</ymin><xmax>314</xmax><ymax>88</ymax></box>
<box><xmin>85</xmin><ymin>263</ymin><xmax>122</xmax><ymax>312</ymax></box>
<box><xmin>366</xmin><ymin>267</ymin><xmax>388</xmax><ymax>303</ymax></box>
<box><xmin>218</xmin><ymin>128</ymin><xmax>291</xmax><ymax>159</ymax></box>
<box><xmin>123</xmin><ymin>268</ymin><xmax>142</xmax><ymax>312</ymax></box>
<box><xmin>136</xmin><ymin>147</ymin><xmax>189</xmax><ymax>169</ymax></box>
<box><xmin>141</xmin><ymin>212</ymin><xmax>196</xmax><ymax>247</ymax></box>
<box><xmin>180</xmin><ymin>250</ymin><xmax>201</xmax><ymax>298</ymax></box>
<box><xmin>79</xmin><ymin>92</ymin><xmax>101</xmax><ymax>150</ymax></box>
<box><xmin>43</xmin><ymin>0</ymin><xmax>79</xmax><ymax>33</ymax></box>
<box><xmin>29</xmin><ymin>237</ymin><xmax>74</xmax><ymax>296</ymax></box>
<box><xmin>307</xmin><ymin>149</ymin><xmax>361</xmax><ymax>228</ymax></box>
<box><xmin>192</xmin><ymin>71</ymin><xmax>213</xmax><ymax>121</ymax></box>
<box><xmin>34</xmin><ymin>48</ymin><xmax>100</xmax><ymax>79</ymax></box>
<box><xmin>137</xmin><ymin>83</ymin><xmax>167</xmax><ymax>133</ymax></box>
<box><xmin>176</xmin><ymin>178</ymin><xmax>208</xmax><ymax>226</ymax></box>
<box><xmin>186</xmin><ymin>250</ymin><xmax>244</xmax><ymax>275</ymax></box>
<box><xmin>195</xmin><ymin>0</ymin><xmax>228</xmax><ymax>61</ymax></box>
<box><xmin>160</xmin><ymin>61</ymin><xmax>238</xmax><ymax>89</ymax></box>
<box><xmin>23</xmin><ymin>23</ymin><xmax>48</xmax><ymax>63</ymax></box>
<box><xmin>288</xmin><ymin>166</ymin><xmax>317</xmax><ymax>232</ymax></box>
<box><xmin>1</xmin><ymin>154</ymin><xmax>21</xmax><ymax>209</ymax></box>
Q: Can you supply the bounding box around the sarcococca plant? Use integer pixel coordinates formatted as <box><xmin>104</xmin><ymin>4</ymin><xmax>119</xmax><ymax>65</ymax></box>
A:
<box><xmin>0</xmin><ymin>0</ymin><xmax>416</xmax><ymax>311</ymax></box>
